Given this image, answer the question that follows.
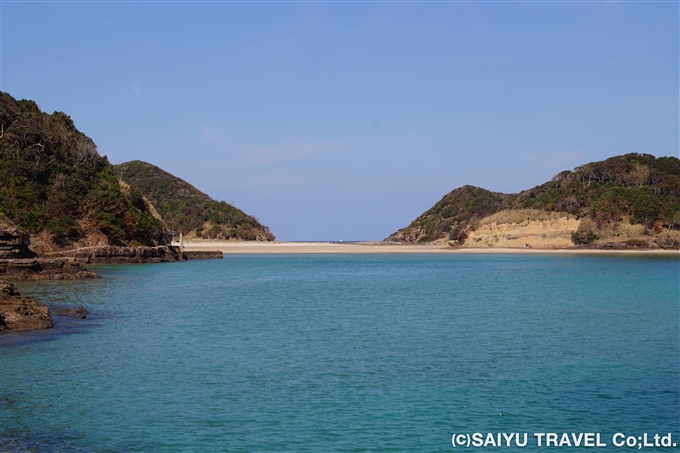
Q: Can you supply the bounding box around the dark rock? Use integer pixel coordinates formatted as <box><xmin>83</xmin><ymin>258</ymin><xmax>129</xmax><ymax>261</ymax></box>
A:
<box><xmin>52</xmin><ymin>305</ymin><xmax>90</xmax><ymax>319</ymax></box>
<box><xmin>575</xmin><ymin>239</ymin><xmax>676</xmax><ymax>250</ymax></box>
<box><xmin>0</xmin><ymin>281</ymin><xmax>53</xmax><ymax>331</ymax></box>
<box><xmin>184</xmin><ymin>250</ymin><xmax>223</xmax><ymax>260</ymax></box>
<box><xmin>45</xmin><ymin>245</ymin><xmax>186</xmax><ymax>263</ymax></box>
<box><xmin>0</xmin><ymin>258</ymin><xmax>100</xmax><ymax>281</ymax></box>
<box><xmin>653</xmin><ymin>237</ymin><xmax>680</xmax><ymax>250</ymax></box>
<box><xmin>0</xmin><ymin>227</ymin><xmax>38</xmax><ymax>259</ymax></box>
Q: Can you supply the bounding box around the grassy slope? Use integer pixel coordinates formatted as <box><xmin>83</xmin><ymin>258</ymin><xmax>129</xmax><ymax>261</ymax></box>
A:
<box><xmin>115</xmin><ymin>160</ymin><xmax>274</xmax><ymax>241</ymax></box>
<box><xmin>0</xmin><ymin>92</ymin><xmax>166</xmax><ymax>251</ymax></box>
<box><xmin>387</xmin><ymin>154</ymin><xmax>680</xmax><ymax>244</ymax></box>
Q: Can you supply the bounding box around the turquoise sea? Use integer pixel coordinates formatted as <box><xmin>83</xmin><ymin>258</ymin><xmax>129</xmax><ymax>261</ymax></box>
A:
<box><xmin>1</xmin><ymin>254</ymin><xmax>678</xmax><ymax>452</ymax></box>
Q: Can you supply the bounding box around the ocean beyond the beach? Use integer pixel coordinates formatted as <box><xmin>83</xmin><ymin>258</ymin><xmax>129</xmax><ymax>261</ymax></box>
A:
<box><xmin>1</xmin><ymin>254</ymin><xmax>678</xmax><ymax>452</ymax></box>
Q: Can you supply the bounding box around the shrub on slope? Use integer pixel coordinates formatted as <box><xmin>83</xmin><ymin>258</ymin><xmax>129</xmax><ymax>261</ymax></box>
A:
<box><xmin>0</xmin><ymin>92</ymin><xmax>166</xmax><ymax>250</ymax></box>
<box><xmin>516</xmin><ymin>153</ymin><xmax>680</xmax><ymax>227</ymax></box>
<box><xmin>386</xmin><ymin>154</ymin><xmax>680</xmax><ymax>243</ymax></box>
<box><xmin>385</xmin><ymin>185</ymin><xmax>514</xmax><ymax>243</ymax></box>
<box><xmin>115</xmin><ymin>160</ymin><xmax>274</xmax><ymax>241</ymax></box>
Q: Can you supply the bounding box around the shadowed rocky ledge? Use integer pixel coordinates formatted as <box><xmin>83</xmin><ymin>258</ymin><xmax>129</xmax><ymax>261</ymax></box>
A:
<box><xmin>0</xmin><ymin>281</ymin><xmax>53</xmax><ymax>331</ymax></box>
<box><xmin>0</xmin><ymin>258</ymin><xmax>100</xmax><ymax>280</ymax></box>
<box><xmin>43</xmin><ymin>245</ymin><xmax>186</xmax><ymax>264</ymax></box>
<box><xmin>183</xmin><ymin>250</ymin><xmax>223</xmax><ymax>260</ymax></box>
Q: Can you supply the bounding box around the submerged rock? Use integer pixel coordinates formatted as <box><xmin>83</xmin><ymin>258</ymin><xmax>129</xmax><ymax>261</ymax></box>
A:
<box><xmin>52</xmin><ymin>305</ymin><xmax>89</xmax><ymax>319</ymax></box>
<box><xmin>0</xmin><ymin>281</ymin><xmax>53</xmax><ymax>331</ymax></box>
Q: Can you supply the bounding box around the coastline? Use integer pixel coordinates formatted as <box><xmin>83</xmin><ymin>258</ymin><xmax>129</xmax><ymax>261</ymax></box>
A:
<box><xmin>175</xmin><ymin>241</ymin><xmax>680</xmax><ymax>255</ymax></box>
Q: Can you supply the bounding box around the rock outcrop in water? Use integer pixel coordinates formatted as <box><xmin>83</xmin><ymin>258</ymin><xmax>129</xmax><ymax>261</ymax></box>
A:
<box><xmin>51</xmin><ymin>305</ymin><xmax>89</xmax><ymax>319</ymax></box>
<box><xmin>183</xmin><ymin>250</ymin><xmax>224</xmax><ymax>260</ymax></box>
<box><xmin>45</xmin><ymin>245</ymin><xmax>186</xmax><ymax>263</ymax></box>
<box><xmin>0</xmin><ymin>280</ymin><xmax>53</xmax><ymax>331</ymax></box>
<box><xmin>0</xmin><ymin>222</ymin><xmax>101</xmax><ymax>279</ymax></box>
<box><xmin>0</xmin><ymin>258</ymin><xmax>99</xmax><ymax>280</ymax></box>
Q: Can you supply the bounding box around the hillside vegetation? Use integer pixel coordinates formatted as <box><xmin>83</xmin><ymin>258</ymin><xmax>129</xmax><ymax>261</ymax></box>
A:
<box><xmin>386</xmin><ymin>185</ymin><xmax>515</xmax><ymax>243</ymax></box>
<box><xmin>386</xmin><ymin>154</ymin><xmax>680</xmax><ymax>247</ymax></box>
<box><xmin>115</xmin><ymin>161</ymin><xmax>274</xmax><ymax>241</ymax></box>
<box><xmin>0</xmin><ymin>92</ymin><xmax>166</xmax><ymax>253</ymax></box>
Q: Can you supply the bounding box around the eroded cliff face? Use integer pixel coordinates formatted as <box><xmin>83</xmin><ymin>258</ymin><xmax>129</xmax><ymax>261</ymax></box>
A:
<box><xmin>0</xmin><ymin>281</ymin><xmax>53</xmax><ymax>331</ymax></box>
<box><xmin>458</xmin><ymin>209</ymin><xmax>680</xmax><ymax>250</ymax></box>
<box><xmin>386</xmin><ymin>154</ymin><xmax>680</xmax><ymax>245</ymax></box>
<box><xmin>464</xmin><ymin>216</ymin><xmax>579</xmax><ymax>249</ymax></box>
<box><xmin>0</xmin><ymin>227</ymin><xmax>37</xmax><ymax>259</ymax></box>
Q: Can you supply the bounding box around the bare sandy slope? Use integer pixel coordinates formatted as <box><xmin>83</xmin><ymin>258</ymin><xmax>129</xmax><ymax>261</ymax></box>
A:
<box><xmin>175</xmin><ymin>241</ymin><xmax>679</xmax><ymax>255</ymax></box>
<box><xmin>434</xmin><ymin>209</ymin><xmax>680</xmax><ymax>251</ymax></box>
<box><xmin>465</xmin><ymin>216</ymin><xmax>579</xmax><ymax>249</ymax></box>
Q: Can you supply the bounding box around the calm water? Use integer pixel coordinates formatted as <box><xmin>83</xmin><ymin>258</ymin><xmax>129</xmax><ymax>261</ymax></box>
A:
<box><xmin>1</xmin><ymin>254</ymin><xmax>678</xmax><ymax>452</ymax></box>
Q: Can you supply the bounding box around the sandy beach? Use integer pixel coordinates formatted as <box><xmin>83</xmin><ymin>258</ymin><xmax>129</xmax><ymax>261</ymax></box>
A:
<box><xmin>174</xmin><ymin>241</ymin><xmax>680</xmax><ymax>255</ymax></box>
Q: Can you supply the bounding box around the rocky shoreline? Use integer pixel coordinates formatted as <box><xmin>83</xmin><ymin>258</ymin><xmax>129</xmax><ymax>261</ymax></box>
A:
<box><xmin>572</xmin><ymin>238</ymin><xmax>680</xmax><ymax>250</ymax></box>
<box><xmin>183</xmin><ymin>250</ymin><xmax>223</xmax><ymax>260</ymax></box>
<box><xmin>0</xmin><ymin>280</ymin><xmax>93</xmax><ymax>332</ymax></box>
<box><xmin>0</xmin><ymin>258</ymin><xmax>100</xmax><ymax>280</ymax></box>
<box><xmin>0</xmin><ymin>243</ymin><xmax>226</xmax><ymax>333</ymax></box>
<box><xmin>0</xmin><ymin>281</ymin><xmax>53</xmax><ymax>331</ymax></box>
<box><xmin>43</xmin><ymin>245</ymin><xmax>186</xmax><ymax>263</ymax></box>
<box><xmin>42</xmin><ymin>245</ymin><xmax>229</xmax><ymax>263</ymax></box>
<box><xmin>449</xmin><ymin>237</ymin><xmax>680</xmax><ymax>251</ymax></box>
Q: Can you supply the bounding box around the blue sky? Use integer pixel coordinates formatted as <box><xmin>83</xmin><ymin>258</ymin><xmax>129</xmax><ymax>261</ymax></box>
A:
<box><xmin>2</xmin><ymin>1</ymin><xmax>678</xmax><ymax>241</ymax></box>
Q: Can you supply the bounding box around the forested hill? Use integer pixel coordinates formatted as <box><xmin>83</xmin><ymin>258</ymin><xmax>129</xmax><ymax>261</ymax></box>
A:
<box><xmin>0</xmin><ymin>92</ymin><xmax>166</xmax><ymax>253</ymax></box>
<box><xmin>386</xmin><ymin>153</ymin><xmax>680</xmax><ymax>245</ymax></box>
<box><xmin>515</xmin><ymin>154</ymin><xmax>680</xmax><ymax>222</ymax></box>
<box><xmin>386</xmin><ymin>186</ymin><xmax>516</xmax><ymax>243</ymax></box>
<box><xmin>115</xmin><ymin>160</ymin><xmax>274</xmax><ymax>241</ymax></box>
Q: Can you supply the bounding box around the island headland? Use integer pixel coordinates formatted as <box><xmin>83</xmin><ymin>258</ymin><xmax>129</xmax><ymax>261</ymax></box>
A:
<box><xmin>0</xmin><ymin>91</ymin><xmax>272</xmax><ymax>330</ymax></box>
<box><xmin>386</xmin><ymin>153</ymin><xmax>680</xmax><ymax>251</ymax></box>
<box><xmin>0</xmin><ymin>91</ymin><xmax>265</xmax><ymax>263</ymax></box>
<box><xmin>114</xmin><ymin>160</ymin><xmax>274</xmax><ymax>242</ymax></box>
